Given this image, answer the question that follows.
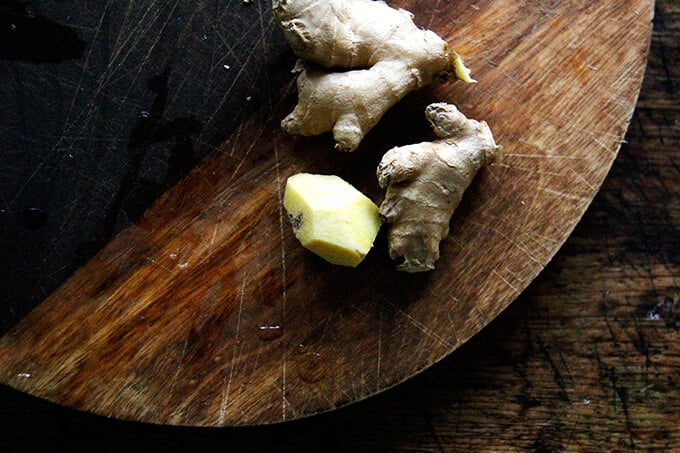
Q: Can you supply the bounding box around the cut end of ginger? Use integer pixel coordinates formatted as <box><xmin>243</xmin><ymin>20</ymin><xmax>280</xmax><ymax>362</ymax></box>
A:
<box><xmin>283</xmin><ymin>173</ymin><xmax>382</xmax><ymax>267</ymax></box>
<box><xmin>452</xmin><ymin>51</ymin><xmax>476</xmax><ymax>83</ymax></box>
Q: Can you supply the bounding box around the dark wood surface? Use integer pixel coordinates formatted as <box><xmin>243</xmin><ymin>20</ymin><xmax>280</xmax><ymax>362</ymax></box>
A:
<box><xmin>0</xmin><ymin>0</ymin><xmax>653</xmax><ymax>427</ymax></box>
<box><xmin>1</xmin><ymin>0</ymin><xmax>678</xmax><ymax>450</ymax></box>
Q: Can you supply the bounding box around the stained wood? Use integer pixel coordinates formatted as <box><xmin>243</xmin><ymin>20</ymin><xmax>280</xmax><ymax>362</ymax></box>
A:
<box><xmin>0</xmin><ymin>0</ymin><xmax>654</xmax><ymax>426</ymax></box>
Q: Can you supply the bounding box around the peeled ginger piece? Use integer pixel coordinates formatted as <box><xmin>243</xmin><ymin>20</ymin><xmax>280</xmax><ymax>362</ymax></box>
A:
<box><xmin>283</xmin><ymin>173</ymin><xmax>382</xmax><ymax>267</ymax></box>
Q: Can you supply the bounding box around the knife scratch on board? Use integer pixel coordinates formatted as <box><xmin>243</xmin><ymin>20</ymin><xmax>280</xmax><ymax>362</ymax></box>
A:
<box><xmin>384</xmin><ymin>299</ymin><xmax>454</xmax><ymax>350</ymax></box>
<box><xmin>492</xmin><ymin>268</ymin><xmax>521</xmax><ymax>296</ymax></box>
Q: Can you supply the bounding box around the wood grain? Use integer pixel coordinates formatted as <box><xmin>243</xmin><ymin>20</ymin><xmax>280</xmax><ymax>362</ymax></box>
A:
<box><xmin>0</xmin><ymin>0</ymin><xmax>654</xmax><ymax>426</ymax></box>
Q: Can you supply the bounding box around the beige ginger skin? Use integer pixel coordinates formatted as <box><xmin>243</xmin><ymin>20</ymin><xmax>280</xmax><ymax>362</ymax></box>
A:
<box><xmin>273</xmin><ymin>0</ymin><xmax>473</xmax><ymax>151</ymax></box>
<box><xmin>377</xmin><ymin>103</ymin><xmax>501</xmax><ymax>273</ymax></box>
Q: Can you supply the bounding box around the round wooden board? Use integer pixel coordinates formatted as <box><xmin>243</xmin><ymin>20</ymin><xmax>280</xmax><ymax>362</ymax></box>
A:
<box><xmin>0</xmin><ymin>0</ymin><xmax>653</xmax><ymax>426</ymax></box>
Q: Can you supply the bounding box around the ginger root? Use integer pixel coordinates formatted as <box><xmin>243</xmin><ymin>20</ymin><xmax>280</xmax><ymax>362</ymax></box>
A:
<box><xmin>377</xmin><ymin>103</ymin><xmax>501</xmax><ymax>273</ymax></box>
<box><xmin>283</xmin><ymin>173</ymin><xmax>382</xmax><ymax>267</ymax></box>
<box><xmin>273</xmin><ymin>0</ymin><xmax>473</xmax><ymax>152</ymax></box>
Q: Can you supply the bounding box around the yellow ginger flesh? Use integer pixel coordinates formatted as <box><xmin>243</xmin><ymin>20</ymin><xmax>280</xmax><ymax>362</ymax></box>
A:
<box><xmin>283</xmin><ymin>173</ymin><xmax>382</xmax><ymax>267</ymax></box>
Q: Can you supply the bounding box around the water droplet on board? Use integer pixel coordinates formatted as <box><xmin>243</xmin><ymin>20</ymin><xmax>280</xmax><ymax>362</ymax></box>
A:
<box><xmin>295</xmin><ymin>347</ymin><xmax>325</xmax><ymax>383</ymax></box>
<box><xmin>257</xmin><ymin>324</ymin><xmax>282</xmax><ymax>341</ymax></box>
<box><xmin>22</xmin><ymin>208</ymin><xmax>47</xmax><ymax>229</ymax></box>
<box><xmin>16</xmin><ymin>372</ymin><xmax>31</xmax><ymax>379</ymax></box>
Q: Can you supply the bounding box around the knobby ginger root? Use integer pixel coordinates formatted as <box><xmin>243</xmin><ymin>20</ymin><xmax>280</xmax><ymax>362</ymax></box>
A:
<box><xmin>377</xmin><ymin>103</ymin><xmax>501</xmax><ymax>273</ymax></box>
<box><xmin>283</xmin><ymin>173</ymin><xmax>382</xmax><ymax>267</ymax></box>
<box><xmin>273</xmin><ymin>0</ymin><xmax>473</xmax><ymax>152</ymax></box>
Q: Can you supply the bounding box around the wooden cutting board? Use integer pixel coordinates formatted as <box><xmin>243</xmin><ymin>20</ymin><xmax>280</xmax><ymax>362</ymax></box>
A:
<box><xmin>0</xmin><ymin>0</ymin><xmax>653</xmax><ymax>426</ymax></box>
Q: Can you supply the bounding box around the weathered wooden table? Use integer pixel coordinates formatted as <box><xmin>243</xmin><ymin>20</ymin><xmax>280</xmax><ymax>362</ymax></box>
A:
<box><xmin>1</xmin><ymin>0</ymin><xmax>678</xmax><ymax>450</ymax></box>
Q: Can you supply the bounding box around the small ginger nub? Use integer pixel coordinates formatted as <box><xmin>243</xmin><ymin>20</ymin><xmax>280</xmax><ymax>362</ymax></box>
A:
<box><xmin>377</xmin><ymin>103</ymin><xmax>501</xmax><ymax>272</ymax></box>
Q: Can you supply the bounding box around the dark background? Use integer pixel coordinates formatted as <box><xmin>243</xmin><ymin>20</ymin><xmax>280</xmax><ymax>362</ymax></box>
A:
<box><xmin>1</xmin><ymin>0</ymin><xmax>678</xmax><ymax>451</ymax></box>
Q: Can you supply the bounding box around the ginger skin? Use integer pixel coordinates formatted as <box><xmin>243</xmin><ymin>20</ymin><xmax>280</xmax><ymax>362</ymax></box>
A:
<box><xmin>273</xmin><ymin>0</ymin><xmax>473</xmax><ymax>152</ymax></box>
<box><xmin>377</xmin><ymin>103</ymin><xmax>501</xmax><ymax>273</ymax></box>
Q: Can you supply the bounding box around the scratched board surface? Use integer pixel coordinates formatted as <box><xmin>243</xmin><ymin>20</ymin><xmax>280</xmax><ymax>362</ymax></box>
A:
<box><xmin>0</xmin><ymin>0</ymin><xmax>653</xmax><ymax>426</ymax></box>
<box><xmin>0</xmin><ymin>0</ymin><xmax>290</xmax><ymax>333</ymax></box>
